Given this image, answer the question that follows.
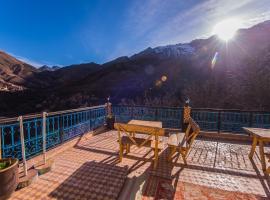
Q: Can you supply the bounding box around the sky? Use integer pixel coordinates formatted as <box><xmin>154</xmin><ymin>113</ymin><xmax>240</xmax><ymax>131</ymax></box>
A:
<box><xmin>0</xmin><ymin>0</ymin><xmax>270</xmax><ymax>67</ymax></box>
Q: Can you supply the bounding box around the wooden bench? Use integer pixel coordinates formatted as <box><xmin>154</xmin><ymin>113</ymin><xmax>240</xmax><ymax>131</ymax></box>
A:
<box><xmin>265</xmin><ymin>153</ymin><xmax>270</xmax><ymax>174</ymax></box>
<box><xmin>167</xmin><ymin>118</ymin><xmax>200</xmax><ymax>164</ymax></box>
<box><xmin>114</xmin><ymin>122</ymin><xmax>165</xmax><ymax>169</ymax></box>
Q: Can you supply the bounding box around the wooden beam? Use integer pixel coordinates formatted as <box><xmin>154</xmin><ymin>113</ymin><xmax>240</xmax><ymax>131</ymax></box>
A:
<box><xmin>18</xmin><ymin>116</ymin><xmax>28</xmax><ymax>176</ymax></box>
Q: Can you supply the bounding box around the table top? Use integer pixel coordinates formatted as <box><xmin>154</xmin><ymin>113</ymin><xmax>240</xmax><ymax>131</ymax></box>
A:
<box><xmin>243</xmin><ymin>127</ymin><xmax>270</xmax><ymax>139</ymax></box>
<box><xmin>128</xmin><ymin>120</ymin><xmax>162</xmax><ymax>128</ymax></box>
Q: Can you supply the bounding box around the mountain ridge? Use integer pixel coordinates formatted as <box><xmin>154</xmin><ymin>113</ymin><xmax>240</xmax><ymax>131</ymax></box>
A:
<box><xmin>0</xmin><ymin>20</ymin><xmax>270</xmax><ymax>115</ymax></box>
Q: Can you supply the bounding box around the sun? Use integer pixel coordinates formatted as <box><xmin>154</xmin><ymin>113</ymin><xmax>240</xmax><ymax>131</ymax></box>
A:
<box><xmin>213</xmin><ymin>18</ymin><xmax>242</xmax><ymax>41</ymax></box>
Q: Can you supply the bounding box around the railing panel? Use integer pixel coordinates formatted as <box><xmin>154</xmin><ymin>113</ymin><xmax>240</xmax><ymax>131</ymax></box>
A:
<box><xmin>46</xmin><ymin>116</ymin><xmax>61</xmax><ymax>149</ymax></box>
<box><xmin>113</xmin><ymin>106</ymin><xmax>134</xmax><ymax>123</ymax></box>
<box><xmin>220</xmin><ymin>112</ymin><xmax>250</xmax><ymax>133</ymax></box>
<box><xmin>62</xmin><ymin>108</ymin><xmax>106</xmax><ymax>141</ymax></box>
<box><xmin>192</xmin><ymin>110</ymin><xmax>219</xmax><ymax>131</ymax></box>
<box><xmin>156</xmin><ymin>107</ymin><xmax>182</xmax><ymax>128</ymax></box>
<box><xmin>113</xmin><ymin>105</ymin><xmax>182</xmax><ymax>128</ymax></box>
<box><xmin>132</xmin><ymin>106</ymin><xmax>156</xmax><ymax>121</ymax></box>
<box><xmin>0</xmin><ymin>105</ymin><xmax>106</xmax><ymax>159</ymax></box>
<box><xmin>90</xmin><ymin>107</ymin><xmax>106</xmax><ymax>129</ymax></box>
<box><xmin>1</xmin><ymin>122</ymin><xmax>21</xmax><ymax>159</ymax></box>
<box><xmin>62</xmin><ymin>110</ymin><xmax>90</xmax><ymax>141</ymax></box>
<box><xmin>253</xmin><ymin>113</ymin><xmax>270</xmax><ymax>128</ymax></box>
<box><xmin>23</xmin><ymin>118</ymin><xmax>43</xmax><ymax>159</ymax></box>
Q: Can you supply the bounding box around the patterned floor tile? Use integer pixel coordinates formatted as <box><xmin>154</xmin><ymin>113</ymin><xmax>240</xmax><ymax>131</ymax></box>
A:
<box><xmin>10</xmin><ymin>130</ymin><xmax>270</xmax><ymax>199</ymax></box>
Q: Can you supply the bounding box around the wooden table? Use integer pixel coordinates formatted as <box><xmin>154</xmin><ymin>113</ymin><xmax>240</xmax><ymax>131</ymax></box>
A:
<box><xmin>243</xmin><ymin>127</ymin><xmax>270</xmax><ymax>173</ymax></box>
<box><xmin>128</xmin><ymin>120</ymin><xmax>163</xmax><ymax>169</ymax></box>
<box><xmin>128</xmin><ymin>120</ymin><xmax>162</xmax><ymax>128</ymax></box>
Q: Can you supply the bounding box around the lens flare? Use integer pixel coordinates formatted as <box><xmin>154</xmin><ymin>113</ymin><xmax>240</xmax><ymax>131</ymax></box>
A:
<box><xmin>155</xmin><ymin>80</ymin><xmax>162</xmax><ymax>87</ymax></box>
<box><xmin>211</xmin><ymin>52</ymin><xmax>219</xmax><ymax>69</ymax></box>
<box><xmin>161</xmin><ymin>75</ymin><xmax>167</xmax><ymax>82</ymax></box>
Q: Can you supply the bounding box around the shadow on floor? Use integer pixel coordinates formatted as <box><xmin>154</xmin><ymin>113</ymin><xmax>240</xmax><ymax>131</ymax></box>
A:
<box><xmin>70</xmin><ymin>133</ymin><xmax>270</xmax><ymax>199</ymax></box>
<box><xmin>49</xmin><ymin>161</ymin><xmax>128</xmax><ymax>200</ymax></box>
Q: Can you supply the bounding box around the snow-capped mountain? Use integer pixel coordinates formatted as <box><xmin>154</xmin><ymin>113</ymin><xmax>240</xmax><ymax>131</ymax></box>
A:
<box><xmin>153</xmin><ymin>43</ymin><xmax>195</xmax><ymax>57</ymax></box>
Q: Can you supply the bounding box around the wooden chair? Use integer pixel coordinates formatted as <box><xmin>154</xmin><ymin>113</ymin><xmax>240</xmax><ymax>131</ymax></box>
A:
<box><xmin>265</xmin><ymin>153</ymin><xmax>270</xmax><ymax>174</ymax></box>
<box><xmin>167</xmin><ymin>118</ymin><xmax>200</xmax><ymax>164</ymax></box>
<box><xmin>114</xmin><ymin>123</ymin><xmax>165</xmax><ymax>169</ymax></box>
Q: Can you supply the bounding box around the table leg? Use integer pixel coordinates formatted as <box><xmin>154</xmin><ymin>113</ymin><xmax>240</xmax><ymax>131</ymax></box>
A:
<box><xmin>249</xmin><ymin>136</ymin><xmax>257</xmax><ymax>159</ymax></box>
<box><xmin>259</xmin><ymin>140</ymin><xmax>266</xmax><ymax>172</ymax></box>
<box><xmin>154</xmin><ymin>135</ymin><xmax>159</xmax><ymax>170</ymax></box>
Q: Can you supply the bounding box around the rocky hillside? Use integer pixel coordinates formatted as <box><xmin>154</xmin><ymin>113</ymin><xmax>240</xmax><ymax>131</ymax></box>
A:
<box><xmin>0</xmin><ymin>51</ymin><xmax>37</xmax><ymax>91</ymax></box>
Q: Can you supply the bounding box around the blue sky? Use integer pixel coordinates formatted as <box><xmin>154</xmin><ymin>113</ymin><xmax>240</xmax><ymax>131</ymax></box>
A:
<box><xmin>0</xmin><ymin>0</ymin><xmax>269</xmax><ymax>67</ymax></box>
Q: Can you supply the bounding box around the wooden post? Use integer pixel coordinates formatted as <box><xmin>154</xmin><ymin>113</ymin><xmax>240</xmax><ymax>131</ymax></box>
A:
<box><xmin>42</xmin><ymin>112</ymin><xmax>47</xmax><ymax>165</ymax></box>
<box><xmin>18</xmin><ymin>116</ymin><xmax>28</xmax><ymax>176</ymax></box>
<box><xmin>182</xmin><ymin>100</ymin><xmax>191</xmax><ymax>132</ymax></box>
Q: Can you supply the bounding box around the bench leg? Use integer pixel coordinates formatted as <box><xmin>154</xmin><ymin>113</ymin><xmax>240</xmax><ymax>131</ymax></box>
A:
<box><xmin>266</xmin><ymin>167</ymin><xmax>270</xmax><ymax>175</ymax></box>
<box><xmin>167</xmin><ymin>146</ymin><xmax>176</xmax><ymax>162</ymax></box>
<box><xmin>181</xmin><ymin>153</ymin><xmax>187</xmax><ymax>165</ymax></box>
<box><xmin>153</xmin><ymin>137</ymin><xmax>159</xmax><ymax>170</ymax></box>
<box><xmin>126</xmin><ymin>144</ymin><xmax>130</xmax><ymax>154</ymax></box>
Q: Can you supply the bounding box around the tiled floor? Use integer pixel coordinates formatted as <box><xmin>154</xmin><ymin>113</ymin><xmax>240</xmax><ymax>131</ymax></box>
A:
<box><xmin>11</xmin><ymin>131</ymin><xmax>270</xmax><ymax>199</ymax></box>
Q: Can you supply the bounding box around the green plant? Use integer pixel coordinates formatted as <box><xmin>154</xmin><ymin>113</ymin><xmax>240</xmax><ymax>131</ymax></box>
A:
<box><xmin>106</xmin><ymin>114</ymin><xmax>114</xmax><ymax>119</ymax></box>
<box><xmin>0</xmin><ymin>160</ymin><xmax>11</xmax><ymax>170</ymax></box>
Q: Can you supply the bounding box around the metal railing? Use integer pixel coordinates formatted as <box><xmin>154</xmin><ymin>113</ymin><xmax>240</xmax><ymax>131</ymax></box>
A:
<box><xmin>113</xmin><ymin>105</ymin><xmax>270</xmax><ymax>133</ymax></box>
<box><xmin>0</xmin><ymin>105</ymin><xmax>106</xmax><ymax>159</ymax></box>
<box><xmin>2</xmin><ymin>104</ymin><xmax>270</xmax><ymax>160</ymax></box>
<box><xmin>113</xmin><ymin>105</ymin><xmax>182</xmax><ymax>128</ymax></box>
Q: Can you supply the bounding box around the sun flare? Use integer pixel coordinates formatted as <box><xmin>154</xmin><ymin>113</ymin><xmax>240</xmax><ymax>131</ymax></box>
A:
<box><xmin>213</xmin><ymin>18</ymin><xmax>242</xmax><ymax>41</ymax></box>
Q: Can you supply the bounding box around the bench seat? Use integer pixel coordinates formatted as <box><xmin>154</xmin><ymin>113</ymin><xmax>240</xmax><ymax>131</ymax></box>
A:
<box><xmin>168</xmin><ymin>132</ymin><xmax>187</xmax><ymax>148</ymax></box>
<box><xmin>167</xmin><ymin>118</ymin><xmax>200</xmax><ymax>165</ymax></box>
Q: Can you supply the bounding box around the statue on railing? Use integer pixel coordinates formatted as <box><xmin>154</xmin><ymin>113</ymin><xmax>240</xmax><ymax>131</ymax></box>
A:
<box><xmin>182</xmin><ymin>98</ymin><xmax>191</xmax><ymax>132</ymax></box>
<box><xmin>105</xmin><ymin>97</ymin><xmax>115</xmax><ymax>129</ymax></box>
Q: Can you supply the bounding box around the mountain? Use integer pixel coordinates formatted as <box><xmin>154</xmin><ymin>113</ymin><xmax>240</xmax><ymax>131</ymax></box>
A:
<box><xmin>0</xmin><ymin>20</ymin><xmax>270</xmax><ymax>115</ymax></box>
<box><xmin>0</xmin><ymin>51</ymin><xmax>39</xmax><ymax>91</ymax></box>
<box><xmin>32</xmin><ymin>62</ymin><xmax>101</xmax><ymax>89</ymax></box>
<box><xmin>38</xmin><ymin>65</ymin><xmax>61</xmax><ymax>72</ymax></box>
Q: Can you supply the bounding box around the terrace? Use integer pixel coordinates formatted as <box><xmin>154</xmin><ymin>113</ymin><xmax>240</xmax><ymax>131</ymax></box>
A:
<box><xmin>1</xmin><ymin>105</ymin><xmax>270</xmax><ymax>199</ymax></box>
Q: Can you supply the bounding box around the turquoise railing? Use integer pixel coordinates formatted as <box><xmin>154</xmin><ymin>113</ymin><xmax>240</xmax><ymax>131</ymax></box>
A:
<box><xmin>0</xmin><ymin>105</ymin><xmax>106</xmax><ymax>159</ymax></box>
<box><xmin>2</xmin><ymin>104</ymin><xmax>270</xmax><ymax>160</ymax></box>
<box><xmin>112</xmin><ymin>105</ymin><xmax>182</xmax><ymax>128</ymax></box>
<box><xmin>113</xmin><ymin>105</ymin><xmax>270</xmax><ymax>133</ymax></box>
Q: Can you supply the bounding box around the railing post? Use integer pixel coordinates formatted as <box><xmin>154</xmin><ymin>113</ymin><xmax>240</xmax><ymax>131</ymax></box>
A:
<box><xmin>88</xmin><ymin>110</ymin><xmax>91</xmax><ymax>131</ymax></box>
<box><xmin>105</xmin><ymin>97</ymin><xmax>112</xmax><ymax>117</ymax></box>
<box><xmin>42</xmin><ymin>112</ymin><xmax>47</xmax><ymax>165</ymax></box>
<box><xmin>131</xmin><ymin>106</ymin><xmax>134</xmax><ymax>119</ymax></box>
<box><xmin>182</xmin><ymin>99</ymin><xmax>191</xmax><ymax>132</ymax></box>
<box><xmin>217</xmin><ymin>111</ymin><xmax>221</xmax><ymax>133</ymax></box>
<box><xmin>105</xmin><ymin>97</ymin><xmax>115</xmax><ymax>129</ymax></box>
<box><xmin>155</xmin><ymin>107</ymin><xmax>158</xmax><ymax>121</ymax></box>
<box><xmin>18</xmin><ymin>116</ymin><xmax>27</xmax><ymax>176</ymax></box>
<box><xmin>59</xmin><ymin>115</ymin><xmax>64</xmax><ymax>143</ymax></box>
